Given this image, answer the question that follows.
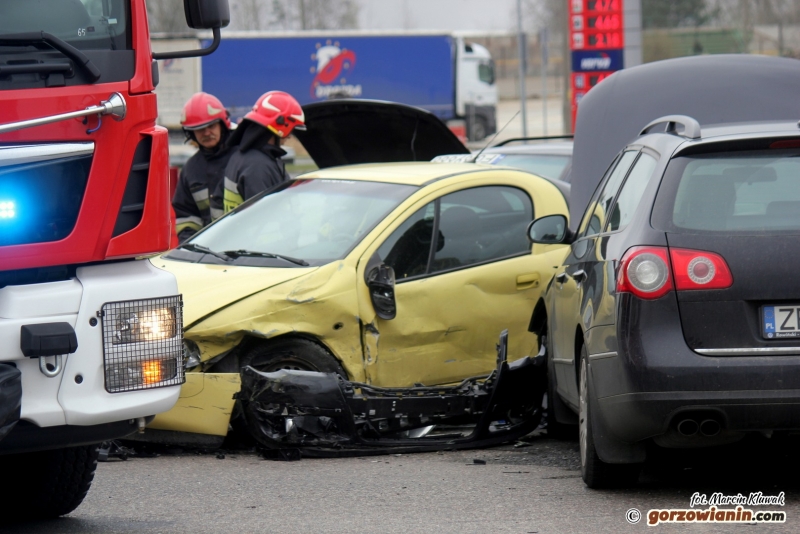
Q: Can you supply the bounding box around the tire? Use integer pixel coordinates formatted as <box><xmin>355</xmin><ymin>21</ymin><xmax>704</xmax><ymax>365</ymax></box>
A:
<box><xmin>240</xmin><ymin>338</ymin><xmax>346</xmax><ymax>375</ymax></box>
<box><xmin>0</xmin><ymin>445</ymin><xmax>99</xmax><ymax>519</ymax></box>
<box><xmin>469</xmin><ymin>116</ymin><xmax>488</xmax><ymax>141</ymax></box>
<box><xmin>545</xmin><ymin>331</ymin><xmax>576</xmax><ymax>440</ymax></box>
<box><xmin>236</xmin><ymin>338</ymin><xmax>346</xmax><ymax>442</ymax></box>
<box><xmin>579</xmin><ymin>345</ymin><xmax>640</xmax><ymax>488</ymax></box>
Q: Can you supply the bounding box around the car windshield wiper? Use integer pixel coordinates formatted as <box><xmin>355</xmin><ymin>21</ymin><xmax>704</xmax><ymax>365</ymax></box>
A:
<box><xmin>223</xmin><ymin>249</ymin><xmax>309</xmax><ymax>266</ymax></box>
<box><xmin>177</xmin><ymin>243</ymin><xmax>231</xmax><ymax>262</ymax></box>
<box><xmin>0</xmin><ymin>32</ymin><xmax>101</xmax><ymax>82</ymax></box>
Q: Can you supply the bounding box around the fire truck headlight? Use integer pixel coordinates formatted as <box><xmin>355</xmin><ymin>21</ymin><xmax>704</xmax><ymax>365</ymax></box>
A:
<box><xmin>113</xmin><ymin>307</ymin><xmax>177</xmax><ymax>344</ymax></box>
<box><xmin>101</xmin><ymin>296</ymin><xmax>185</xmax><ymax>393</ymax></box>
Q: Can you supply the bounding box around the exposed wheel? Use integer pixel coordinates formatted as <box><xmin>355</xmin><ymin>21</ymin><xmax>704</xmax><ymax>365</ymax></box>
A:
<box><xmin>236</xmin><ymin>338</ymin><xmax>346</xmax><ymax>443</ymax></box>
<box><xmin>579</xmin><ymin>345</ymin><xmax>640</xmax><ymax>488</ymax></box>
<box><xmin>545</xmin><ymin>330</ymin><xmax>576</xmax><ymax>440</ymax></box>
<box><xmin>0</xmin><ymin>445</ymin><xmax>99</xmax><ymax>519</ymax></box>
<box><xmin>469</xmin><ymin>116</ymin><xmax>488</xmax><ymax>141</ymax></box>
<box><xmin>240</xmin><ymin>337</ymin><xmax>346</xmax><ymax>374</ymax></box>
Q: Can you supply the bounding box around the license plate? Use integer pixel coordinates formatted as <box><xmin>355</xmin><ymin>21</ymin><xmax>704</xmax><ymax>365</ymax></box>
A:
<box><xmin>762</xmin><ymin>305</ymin><xmax>800</xmax><ymax>339</ymax></box>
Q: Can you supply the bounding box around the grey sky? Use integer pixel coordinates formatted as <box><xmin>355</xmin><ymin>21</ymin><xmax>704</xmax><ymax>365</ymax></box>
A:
<box><xmin>358</xmin><ymin>0</ymin><xmax>520</xmax><ymax>31</ymax></box>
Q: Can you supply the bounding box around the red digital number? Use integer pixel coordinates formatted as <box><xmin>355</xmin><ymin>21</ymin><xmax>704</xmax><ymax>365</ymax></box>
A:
<box><xmin>588</xmin><ymin>73</ymin><xmax>611</xmax><ymax>87</ymax></box>
<box><xmin>588</xmin><ymin>14</ymin><xmax>621</xmax><ymax>30</ymax></box>
<box><xmin>586</xmin><ymin>0</ymin><xmax>621</xmax><ymax>11</ymax></box>
<box><xmin>587</xmin><ymin>32</ymin><xmax>623</xmax><ymax>48</ymax></box>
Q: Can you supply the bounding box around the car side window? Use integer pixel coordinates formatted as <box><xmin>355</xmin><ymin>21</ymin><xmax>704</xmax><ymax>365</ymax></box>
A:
<box><xmin>377</xmin><ymin>203</ymin><xmax>435</xmax><ymax>280</ymax></box>
<box><xmin>581</xmin><ymin>150</ymin><xmax>638</xmax><ymax>238</ymax></box>
<box><xmin>431</xmin><ymin>186</ymin><xmax>533</xmax><ymax>273</ymax></box>
<box><xmin>607</xmin><ymin>152</ymin><xmax>658</xmax><ymax>232</ymax></box>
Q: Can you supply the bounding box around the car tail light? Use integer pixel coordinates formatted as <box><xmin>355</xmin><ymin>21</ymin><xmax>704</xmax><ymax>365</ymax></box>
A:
<box><xmin>617</xmin><ymin>246</ymin><xmax>673</xmax><ymax>299</ymax></box>
<box><xmin>669</xmin><ymin>248</ymin><xmax>733</xmax><ymax>290</ymax></box>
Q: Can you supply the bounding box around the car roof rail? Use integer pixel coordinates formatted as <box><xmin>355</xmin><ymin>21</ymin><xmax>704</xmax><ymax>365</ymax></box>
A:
<box><xmin>493</xmin><ymin>135</ymin><xmax>574</xmax><ymax>147</ymax></box>
<box><xmin>639</xmin><ymin>115</ymin><xmax>701</xmax><ymax>140</ymax></box>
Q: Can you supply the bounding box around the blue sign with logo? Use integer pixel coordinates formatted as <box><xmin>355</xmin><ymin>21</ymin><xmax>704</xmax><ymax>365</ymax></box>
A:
<box><xmin>572</xmin><ymin>49</ymin><xmax>624</xmax><ymax>72</ymax></box>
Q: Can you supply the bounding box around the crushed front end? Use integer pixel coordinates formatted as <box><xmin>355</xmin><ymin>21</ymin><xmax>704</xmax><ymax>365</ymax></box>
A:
<box><xmin>238</xmin><ymin>331</ymin><xmax>546</xmax><ymax>456</ymax></box>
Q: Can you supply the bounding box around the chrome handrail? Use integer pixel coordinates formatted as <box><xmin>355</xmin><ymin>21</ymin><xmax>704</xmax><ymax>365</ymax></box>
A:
<box><xmin>0</xmin><ymin>93</ymin><xmax>126</xmax><ymax>135</ymax></box>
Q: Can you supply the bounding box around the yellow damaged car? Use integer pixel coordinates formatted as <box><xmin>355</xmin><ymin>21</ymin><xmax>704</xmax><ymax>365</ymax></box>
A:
<box><xmin>145</xmin><ymin>101</ymin><xmax>570</xmax><ymax>454</ymax></box>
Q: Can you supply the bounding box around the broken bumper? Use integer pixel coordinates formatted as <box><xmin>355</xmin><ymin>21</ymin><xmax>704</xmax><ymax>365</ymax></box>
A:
<box><xmin>238</xmin><ymin>331</ymin><xmax>546</xmax><ymax>456</ymax></box>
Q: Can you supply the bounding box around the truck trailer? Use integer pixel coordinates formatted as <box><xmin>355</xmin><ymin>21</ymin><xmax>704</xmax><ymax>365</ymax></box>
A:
<box><xmin>155</xmin><ymin>31</ymin><xmax>498</xmax><ymax>141</ymax></box>
<box><xmin>0</xmin><ymin>0</ymin><xmax>228</xmax><ymax>519</ymax></box>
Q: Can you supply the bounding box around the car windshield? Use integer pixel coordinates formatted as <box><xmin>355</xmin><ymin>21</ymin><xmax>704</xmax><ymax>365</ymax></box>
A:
<box><xmin>489</xmin><ymin>154</ymin><xmax>571</xmax><ymax>182</ymax></box>
<box><xmin>653</xmin><ymin>149</ymin><xmax>800</xmax><ymax>233</ymax></box>
<box><xmin>0</xmin><ymin>0</ymin><xmax>130</xmax><ymax>51</ymax></box>
<box><xmin>189</xmin><ymin>179</ymin><xmax>418</xmax><ymax>266</ymax></box>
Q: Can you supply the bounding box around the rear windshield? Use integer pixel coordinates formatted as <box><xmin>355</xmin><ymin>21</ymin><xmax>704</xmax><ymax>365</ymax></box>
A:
<box><xmin>490</xmin><ymin>154</ymin><xmax>572</xmax><ymax>182</ymax></box>
<box><xmin>0</xmin><ymin>0</ymin><xmax>130</xmax><ymax>51</ymax></box>
<box><xmin>652</xmin><ymin>149</ymin><xmax>800</xmax><ymax>233</ymax></box>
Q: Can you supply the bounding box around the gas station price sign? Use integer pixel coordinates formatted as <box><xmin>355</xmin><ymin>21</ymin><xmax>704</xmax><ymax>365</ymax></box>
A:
<box><xmin>569</xmin><ymin>0</ymin><xmax>625</xmax><ymax>50</ymax></box>
<box><xmin>569</xmin><ymin>0</ymin><xmax>625</xmax><ymax>130</ymax></box>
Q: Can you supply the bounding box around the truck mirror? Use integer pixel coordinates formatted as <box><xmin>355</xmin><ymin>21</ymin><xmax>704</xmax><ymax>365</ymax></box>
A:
<box><xmin>184</xmin><ymin>0</ymin><xmax>230</xmax><ymax>30</ymax></box>
<box><xmin>367</xmin><ymin>264</ymin><xmax>397</xmax><ymax>320</ymax></box>
<box><xmin>153</xmin><ymin>0</ymin><xmax>230</xmax><ymax>60</ymax></box>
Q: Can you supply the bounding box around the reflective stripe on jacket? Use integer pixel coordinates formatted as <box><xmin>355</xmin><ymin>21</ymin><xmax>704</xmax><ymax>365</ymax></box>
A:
<box><xmin>172</xmin><ymin>143</ymin><xmax>233</xmax><ymax>241</ymax></box>
<box><xmin>219</xmin><ymin>143</ymin><xmax>288</xmax><ymax>214</ymax></box>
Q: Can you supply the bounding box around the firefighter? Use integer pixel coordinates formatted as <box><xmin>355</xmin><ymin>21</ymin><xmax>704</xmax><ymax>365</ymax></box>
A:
<box><xmin>219</xmin><ymin>91</ymin><xmax>306</xmax><ymax>213</ymax></box>
<box><xmin>172</xmin><ymin>92</ymin><xmax>233</xmax><ymax>241</ymax></box>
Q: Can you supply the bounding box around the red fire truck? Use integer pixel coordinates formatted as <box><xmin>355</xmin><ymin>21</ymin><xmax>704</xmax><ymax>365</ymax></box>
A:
<box><xmin>0</xmin><ymin>0</ymin><xmax>228</xmax><ymax>518</ymax></box>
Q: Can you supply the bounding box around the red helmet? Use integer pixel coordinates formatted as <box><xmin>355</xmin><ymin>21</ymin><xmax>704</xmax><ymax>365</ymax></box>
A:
<box><xmin>181</xmin><ymin>92</ymin><xmax>231</xmax><ymax>130</ymax></box>
<box><xmin>244</xmin><ymin>91</ymin><xmax>306</xmax><ymax>138</ymax></box>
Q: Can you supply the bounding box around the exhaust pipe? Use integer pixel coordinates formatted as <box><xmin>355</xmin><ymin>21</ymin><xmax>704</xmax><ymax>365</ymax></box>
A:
<box><xmin>677</xmin><ymin>419</ymin><xmax>699</xmax><ymax>436</ymax></box>
<box><xmin>700</xmin><ymin>419</ymin><xmax>721</xmax><ymax>437</ymax></box>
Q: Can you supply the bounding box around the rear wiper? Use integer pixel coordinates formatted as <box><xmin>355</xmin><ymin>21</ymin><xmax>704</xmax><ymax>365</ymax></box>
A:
<box><xmin>0</xmin><ymin>32</ymin><xmax>101</xmax><ymax>82</ymax></box>
<box><xmin>177</xmin><ymin>243</ymin><xmax>231</xmax><ymax>262</ymax></box>
<box><xmin>223</xmin><ymin>249</ymin><xmax>309</xmax><ymax>266</ymax></box>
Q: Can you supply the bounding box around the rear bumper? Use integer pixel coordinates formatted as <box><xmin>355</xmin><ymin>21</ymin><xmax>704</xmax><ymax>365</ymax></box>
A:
<box><xmin>590</xmin><ymin>293</ymin><xmax>800</xmax><ymax>445</ymax></box>
<box><xmin>595</xmin><ymin>389</ymin><xmax>800</xmax><ymax>444</ymax></box>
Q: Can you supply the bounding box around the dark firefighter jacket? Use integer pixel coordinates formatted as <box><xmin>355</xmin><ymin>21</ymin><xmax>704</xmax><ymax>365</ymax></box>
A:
<box><xmin>219</xmin><ymin>123</ymin><xmax>288</xmax><ymax>214</ymax></box>
<box><xmin>172</xmin><ymin>139</ymin><xmax>233</xmax><ymax>241</ymax></box>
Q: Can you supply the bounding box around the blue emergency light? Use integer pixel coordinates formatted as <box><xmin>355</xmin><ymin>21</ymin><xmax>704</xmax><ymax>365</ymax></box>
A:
<box><xmin>0</xmin><ymin>201</ymin><xmax>15</xmax><ymax>219</ymax></box>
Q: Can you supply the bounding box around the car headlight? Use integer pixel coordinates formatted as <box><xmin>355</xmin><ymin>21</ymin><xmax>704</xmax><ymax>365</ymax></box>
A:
<box><xmin>101</xmin><ymin>296</ymin><xmax>184</xmax><ymax>393</ymax></box>
<box><xmin>183</xmin><ymin>339</ymin><xmax>202</xmax><ymax>370</ymax></box>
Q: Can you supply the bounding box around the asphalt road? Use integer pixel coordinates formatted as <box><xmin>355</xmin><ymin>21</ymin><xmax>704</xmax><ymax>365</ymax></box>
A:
<box><xmin>5</xmin><ymin>429</ymin><xmax>800</xmax><ymax>534</ymax></box>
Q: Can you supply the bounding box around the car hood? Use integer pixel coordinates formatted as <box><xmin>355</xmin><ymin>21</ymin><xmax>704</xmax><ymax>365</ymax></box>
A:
<box><xmin>295</xmin><ymin>99</ymin><xmax>469</xmax><ymax>169</ymax></box>
<box><xmin>152</xmin><ymin>258</ymin><xmax>318</xmax><ymax>328</ymax></box>
<box><xmin>570</xmin><ymin>54</ymin><xmax>800</xmax><ymax>230</ymax></box>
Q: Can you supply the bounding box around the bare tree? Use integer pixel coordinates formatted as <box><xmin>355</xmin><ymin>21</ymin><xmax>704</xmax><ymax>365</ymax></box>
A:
<box><xmin>280</xmin><ymin>0</ymin><xmax>360</xmax><ymax>30</ymax></box>
<box><xmin>228</xmin><ymin>0</ymin><xmax>359</xmax><ymax>31</ymax></box>
<box><xmin>146</xmin><ymin>0</ymin><xmax>187</xmax><ymax>33</ymax></box>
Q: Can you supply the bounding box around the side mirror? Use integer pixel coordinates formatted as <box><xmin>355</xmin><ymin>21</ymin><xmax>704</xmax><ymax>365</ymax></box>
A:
<box><xmin>152</xmin><ymin>0</ymin><xmax>230</xmax><ymax>60</ymax></box>
<box><xmin>527</xmin><ymin>215</ymin><xmax>572</xmax><ymax>245</ymax></box>
<box><xmin>367</xmin><ymin>264</ymin><xmax>397</xmax><ymax>320</ymax></box>
<box><xmin>184</xmin><ymin>0</ymin><xmax>231</xmax><ymax>30</ymax></box>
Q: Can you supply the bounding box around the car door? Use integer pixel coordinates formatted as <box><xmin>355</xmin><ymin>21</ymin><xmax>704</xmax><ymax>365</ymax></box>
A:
<box><xmin>594</xmin><ymin>149</ymin><xmax>660</xmax><ymax>328</ymax></box>
<box><xmin>551</xmin><ymin>150</ymin><xmax>639</xmax><ymax>405</ymax></box>
<box><xmin>358</xmin><ymin>183</ymin><xmax>548</xmax><ymax>388</ymax></box>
